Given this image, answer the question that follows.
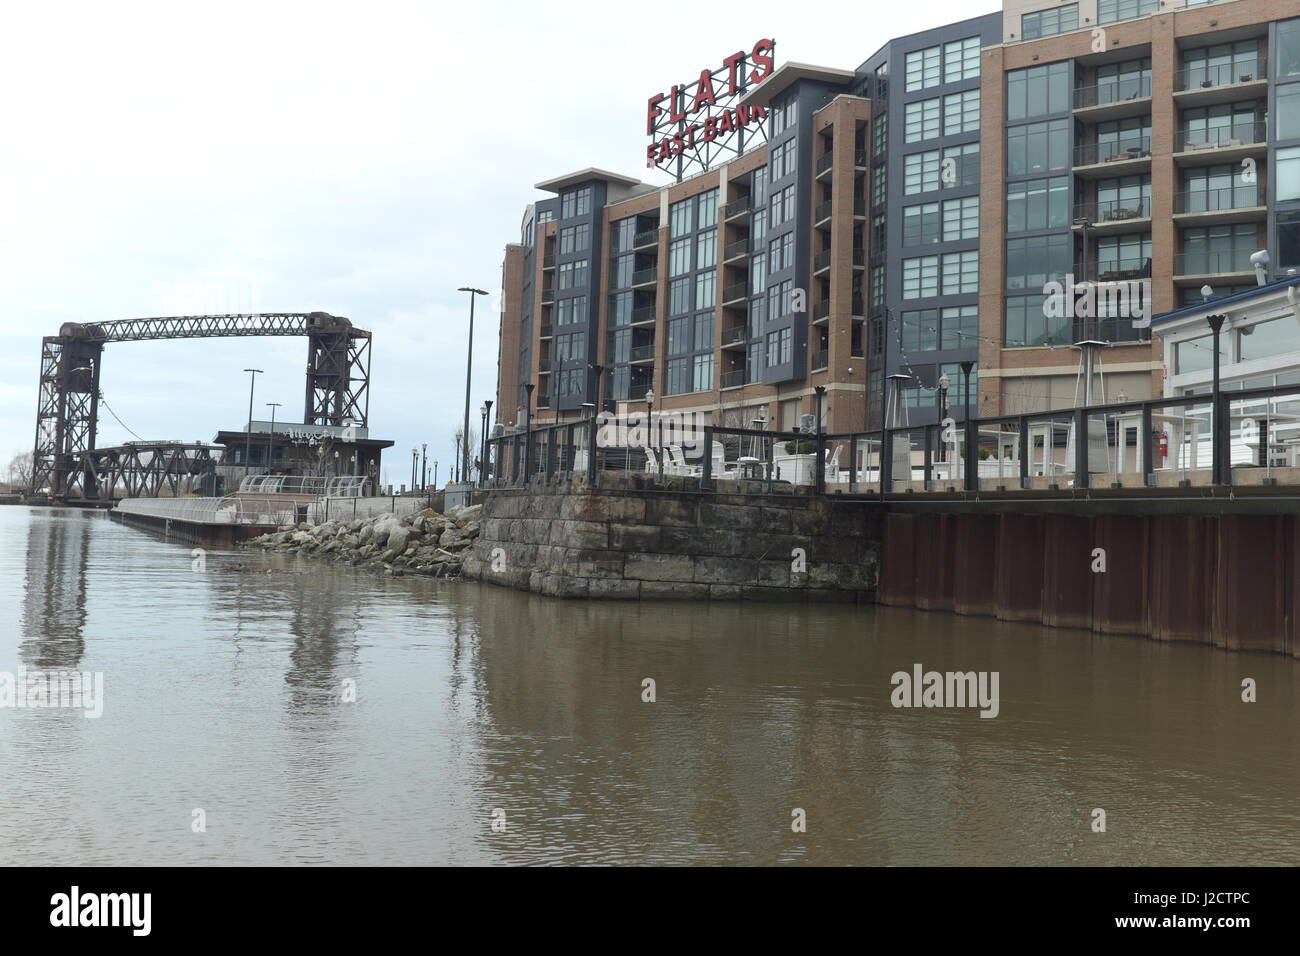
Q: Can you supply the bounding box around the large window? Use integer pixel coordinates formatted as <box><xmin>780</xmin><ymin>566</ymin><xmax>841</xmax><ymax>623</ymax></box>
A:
<box><xmin>908</xmin><ymin>38</ymin><xmax>980</xmax><ymax>91</ymax></box>
<box><xmin>1180</xmin><ymin>102</ymin><xmax>1262</xmax><ymax>148</ymax></box>
<box><xmin>903</xmin><ymin>203</ymin><xmax>940</xmax><ymax>246</ymax></box>
<box><xmin>905</xmin><ymin>98</ymin><xmax>941</xmax><ymax>143</ymax></box>
<box><xmin>944</xmin><ymin>37</ymin><xmax>980</xmax><ymax>84</ymax></box>
<box><xmin>1182</xmin><ymin>41</ymin><xmax>1259</xmax><ymax>89</ymax></box>
<box><xmin>1279</xmin><ymin>85</ymin><xmax>1300</xmax><ymax>141</ymax></box>
<box><xmin>903</xmin><ymin>252</ymin><xmax>977</xmax><ymax>299</ymax></box>
<box><xmin>1180</xmin><ymin>223</ymin><xmax>1258</xmax><ymax>275</ymax></box>
<box><xmin>1006</xmin><ymin>62</ymin><xmax>1069</xmax><ymax>121</ymax></box>
<box><xmin>1275</xmin><ymin>146</ymin><xmax>1300</xmax><ymax>202</ymax></box>
<box><xmin>560</xmin><ymin>187</ymin><xmax>592</xmax><ymax>219</ymax></box>
<box><xmin>903</xmin><ymin>256</ymin><xmax>940</xmax><ymax>300</ymax></box>
<box><xmin>1281</xmin><ymin>18</ymin><xmax>1300</xmax><ymax>79</ymax></box>
<box><xmin>1098</xmin><ymin>233</ymin><xmax>1151</xmax><ymax>277</ymax></box>
<box><xmin>695</xmin><ymin>271</ymin><xmax>715</xmax><ymax>309</ymax></box>
<box><xmin>1094</xmin><ymin>58</ymin><xmax>1151</xmax><ymax>104</ymax></box>
<box><xmin>1022</xmin><ymin>4</ymin><xmax>1078</xmax><ymax>41</ymax></box>
<box><xmin>696</xmin><ymin>229</ymin><xmax>717</xmax><ymax>270</ymax></box>
<box><xmin>1095</xmin><ymin>116</ymin><xmax>1151</xmax><ymax>159</ymax></box>
<box><xmin>669</xmin><ymin>237</ymin><xmax>692</xmax><ymax>277</ymax></box>
<box><xmin>1278</xmin><ymin>210</ymin><xmax>1300</xmax><ymax>272</ymax></box>
<box><xmin>765</xmin><ymin>328</ymin><xmax>792</xmax><ymax>367</ymax></box>
<box><xmin>904</xmin><ymin>144</ymin><xmax>980</xmax><ymax>195</ymax></box>
<box><xmin>1007</xmin><ymin>119</ymin><xmax>1070</xmax><ymax>177</ymax></box>
<box><xmin>940</xmin><ymin>306</ymin><xmax>978</xmax><ymax>350</ymax></box>
<box><xmin>1006</xmin><ymin>234</ymin><xmax>1072</xmax><ymax>290</ymax></box>
<box><xmin>901</xmin><ymin>309</ymin><xmax>938</xmax><ymax>352</ymax></box>
<box><xmin>1006</xmin><ymin>176</ymin><xmax>1069</xmax><ymax>232</ymax></box>
<box><xmin>1182</xmin><ymin>164</ymin><xmax>1256</xmax><ymax>213</ymax></box>
<box><xmin>905</xmin><ymin>46</ymin><xmax>941</xmax><ymax>92</ymax></box>
<box><xmin>669</xmin><ymin>199</ymin><xmax>693</xmax><ymax>237</ymax></box>
<box><xmin>944</xmin><ymin>89</ymin><xmax>980</xmax><ymax>136</ymax></box>
<box><xmin>611</xmin><ymin>218</ymin><xmax>636</xmax><ymax>253</ymax></box>
<box><xmin>941</xmin><ymin>250</ymin><xmax>979</xmax><ymax>295</ymax></box>
<box><xmin>558</xmin><ymin>223</ymin><xmax>590</xmax><ymax>254</ymax></box>
<box><xmin>557</xmin><ymin>261</ymin><xmax>589</xmax><ymax>290</ymax></box>
<box><xmin>555</xmin><ymin>296</ymin><xmax>587</xmax><ymax>326</ymax></box>
<box><xmin>1095</xmin><ymin>175</ymin><xmax>1151</xmax><ymax>220</ymax></box>
<box><xmin>1005</xmin><ymin>294</ymin><xmax>1066</xmax><ymax>347</ymax></box>
<box><xmin>1097</xmin><ymin>0</ymin><xmax>1158</xmax><ymax>26</ymax></box>
<box><xmin>943</xmin><ymin>196</ymin><xmax>979</xmax><ymax>241</ymax></box>
<box><xmin>697</xmin><ymin>188</ymin><xmax>719</xmax><ymax>224</ymax></box>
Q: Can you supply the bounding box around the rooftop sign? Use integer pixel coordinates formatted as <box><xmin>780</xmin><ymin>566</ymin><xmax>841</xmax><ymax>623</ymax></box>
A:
<box><xmin>646</xmin><ymin>39</ymin><xmax>775</xmax><ymax>182</ymax></box>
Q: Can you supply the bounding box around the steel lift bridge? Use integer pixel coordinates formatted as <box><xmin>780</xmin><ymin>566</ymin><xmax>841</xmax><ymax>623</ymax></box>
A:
<box><xmin>31</xmin><ymin>312</ymin><xmax>371</xmax><ymax>502</ymax></box>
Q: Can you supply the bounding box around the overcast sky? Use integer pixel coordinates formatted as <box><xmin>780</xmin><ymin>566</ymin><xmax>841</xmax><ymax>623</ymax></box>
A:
<box><xmin>0</xmin><ymin>0</ymin><xmax>992</xmax><ymax>487</ymax></box>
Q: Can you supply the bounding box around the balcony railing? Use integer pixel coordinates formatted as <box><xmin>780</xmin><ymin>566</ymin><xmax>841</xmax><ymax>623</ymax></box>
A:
<box><xmin>541</xmin><ymin>288</ymin><xmax>555</xmax><ymax>304</ymax></box>
<box><xmin>853</xmin><ymin>199</ymin><xmax>866</xmax><ymax>217</ymax></box>
<box><xmin>815</xmin><ymin>201</ymin><xmax>833</xmax><ymax>223</ymax></box>
<box><xmin>1175</xmin><ymin>122</ymin><xmax>1267</xmax><ymax>153</ymax></box>
<box><xmin>854</xmin><ymin>148</ymin><xmax>868</xmax><ymax>167</ymax></box>
<box><xmin>1074</xmin><ymin>196</ymin><xmax>1152</xmax><ymax>223</ymax></box>
<box><xmin>1174</xmin><ymin>184</ymin><xmax>1262</xmax><ymax>215</ymax></box>
<box><xmin>633</xmin><ymin>227</ymin><xmax>659</xmax><ymax>249</ymax></box>
<box><xmin>812</xmin><ymin>300</ymin><xmax>830</xmax><ymax>321</ymax></box>
<box><xmin>1082</xmin><ymin>257</ymin><xmax>1153</xmax><ymax>282</ymax></box>
<box><xmin>852</xmin><ymin>247</ymin><xmax>865</xmax><ymax>268</ymax></box>
<box><xmin>1074</xmin><ymin>75</ymin><xmax>1152</xmax><ymax>110</ymax></box>
<box><xmin>724</xmin><ymin>196</ymin><xmax>751</xmax><ymax>220</ymax></box>
<box><xmin>631</xmin><ymin>306</ymin><xmax>656</xmax><ymax>325</ymax></box>
<box><xmin>814</xmin><ymin>249</ymin><xmax>832</xmax><ymax>272</ymax></box>
<box><xmin>632</xmin><ymin>267</ymin><xmax>658</xmax><ymax>287</ymax></box>
<box><xmin>626</xmin><ymin>382</ymin><xmax>651</xmax><ymax>401</ymax></box>
<box><xmin>723</xmin><ymin>282</ymin><xmax>748</xmax><ymax>304</ymax></box>
<box><xmin>629</xmin><ymin>344</ymin><xmax>656</xmax><ymax>362</ymax></box>
<box><xmin>851</xmin><ymin>295</ymin><xmax>865</xmax><ymax>316</ymax></box>
<box><xmin>542</xmin><ymin>254</ymin><xmax>555</xmax><ymax>270</ymax></box>
<box><xmin>724</xmin><ymin>238</ymin><xmax>749</xmax><ymax>260</ymax></box>
<box><xmin>811</xmin><ymin>350</ymin><xmax>829</xmax><ymax>370</ymax></box>
<box><xmin>539</xmin><ymin>323</ymin><xmax>553</xmax><ymax>339</ymax></box>
<box><xmin>1175</xmin><ymin>250</ymin><xmax>1255</xmax><ymax>276</ymax></box>
<box><xmin>1074</xmin><ymin>137</ymin><xmax>1152</xmax><ymax>167</ymax></box>
<box><xmin>720</xmin><ymin>369</ymin><xmax>749</xmax><ymax>389</ymax></box>
<box><xmin>722</xmin><ymin>325</ymin><xmax>747</xmax><ymax>346</ymax></box>
<box><xmin>1174</xmin><ymin>61</ymin><xmax>1265</xmax><ymax>93</ymax></box>
<box><xmin>816</xmin><ymin>152</ymin><xmax>834</xmax><ymax>176</ymax></box>
<box><xmin>536</xmin><ymin>391</ymin><xmax>551</xmax><ymax>407</ymax></box>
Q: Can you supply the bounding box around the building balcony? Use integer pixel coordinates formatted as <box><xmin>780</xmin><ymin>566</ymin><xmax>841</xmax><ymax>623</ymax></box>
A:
<box><xmin>1174</xmin><ymin>123</ymin><xmax>1268</xmax><ymax>165</ymax></box>
<box><xmin>720</xmin><ymin>368</ymin><xmax>749</xmax><ymax>389</ymax></box>
<box><xmin>721</xmin><ymin>325</ymin><xmax>747</xmax><ymax>349</ymax></box>
<box><xmin>852</xmin><ymin>247</ymin><xmax>865</xmax><ymax>270</ymax></box>
<box><xmin>631</xmin><ymin>305</ymin><xmax>656</xmax><ymax>326</ymax></box>
<box><xmin>724</xmin><ymin>196</ymin><xmax>751</xmax><ymax>222</ymax></box>
<box><xmin>724</xmin><ymin>238</ymin><xmax>750</xmax><ymax>263</ymax></box>
<box><xmin>539</xmin><ymin>323</ymin><xmax>553</xmax><ymax>340</ymax></box>
<box><xmin>812</xmin><ymin>300</ymin><xmax>830</xmax><ymax>325</ymax></box>
<box><xmin>542</xmin><ymin>254</ymin><xmax>555</xmax><ymax>271</ymax></box>
<box><xmin>1078</xmin><ymin>257</ymin><xmax>1152</xmax><ymax>283</ymax></box>
<box><xmin>811</xmin><ymin>350</ymin><xmax>829</xmax><ymax>371</ymax></box>
<box><xmin>1073</xmin><ymin>76</ymin><xmax>1152</xmax><ymax>120</ymax></box>
<box><xmin>1173</xmin><ymin>185</ymin><xmax>1266</xmax><ymax>226</ymax></box>
<box><xmin>722</xmin><ymin>282</ymin><xmax>748</xmax><ymax>307</ymax></box>
<box><xmin>541</xmin><ymin>288</ymin><xmax>555</xmax><ymax>304</ymax></box>
<box><xmin>631</xmin><ymin>267</ymin><xmax>658</xmax><ymax>289</ymax></box>
<box><xmin>626</xmin><ymin>382</ymin><xmax>652</xmax><ymax>401</ymax></box>
<box><xmin>815</xmin><ymin>152</ymin><xmax>834</xmax><ymax>180</ymax></box>
<box><xmin>854</xmin><ymin>149</ymin><xmax>868</xmax><ymax>170</ymax></box>
<box><xmin>1173</xmin><ymin>62</ymin><xmax>1267</xmax><ymax>107</ymax></box>
<box><xmin>1073</xmin><ymin>197</ymin><xmax>1152</xmax><ymax>234</ymax></box>
<box><xmin>536</xmin><ymin>390</ymin><xmax>551</xmax><ymax>408</ymax></box>
<box><xmin>853</xmin><ymin>199</ymin><xmax>866</xmax><ymax>219</ymax></box>
<box><xmin>633</xmin><ymin>227</ymin><xmax>660</xmax><ymax>250</ymax></box>
<box><xmin>815</xmin><ymin>201</ymin><xmax>832</xmax><ymax>228</ymax></box>
<box><xmin>813</xmin><ymin>249</ymin><xmax>832</xmax><ymax>276</ymax></box>
<box><xmin>851</xmin><ymin>295</ymin><xmax>865</xmax><ymax>317</ymax></box>
<box><xmin>629</xmin><ymin>344</ymin><xmax>656</xmax><ymax>365</ymax></box>
<box><xmin>1173</xmin><ymin>250</ymin><xmax>1257</xmax><ymax>285</ymax></box>
<box><xmin>1073</xmin><ymin>137</ymin><xmax>1151</xmax><ymax>177</ymax></box>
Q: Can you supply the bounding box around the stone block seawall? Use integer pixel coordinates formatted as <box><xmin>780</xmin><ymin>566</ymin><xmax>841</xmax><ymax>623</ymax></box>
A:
<box><xmin>461</xmin><ymin>473</ymin><xmax>882</xmax><ymax>601</ymax></box>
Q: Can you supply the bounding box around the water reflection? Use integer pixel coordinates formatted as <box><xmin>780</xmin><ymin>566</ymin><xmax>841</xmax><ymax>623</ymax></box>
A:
<box><xmin>20</xmin><ymin>508</ymin><xmax>91</xmax><ymax>670</ymax></box>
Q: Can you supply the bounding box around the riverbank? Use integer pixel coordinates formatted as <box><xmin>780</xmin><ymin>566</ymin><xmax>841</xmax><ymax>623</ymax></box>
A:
<box><xmin>243</xmin><ymin>504</ymin><xmax>482</xmax><ymax>577</ymax></box>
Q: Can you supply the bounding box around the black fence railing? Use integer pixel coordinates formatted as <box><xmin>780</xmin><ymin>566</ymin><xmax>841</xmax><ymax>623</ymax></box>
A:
<box><xmin>1173</xmin><ymin>184</ymin><xmax>1262</xmax><ymax>215</ymax></box>
<box><xmin>1074</xmin><ymin>74</ymin><xmax>1151</xmax><ymax>110</ymax></box>
<box><xmin>1174</xmin><ymin>61</ymin><xmax>1265</xmax><ymax>93</ymax></box>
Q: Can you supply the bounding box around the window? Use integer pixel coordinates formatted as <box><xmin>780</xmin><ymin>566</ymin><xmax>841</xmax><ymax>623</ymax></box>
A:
<box><xmin>944</xmin><ymin>37</ymin><xmax>981</xmax><ymax>84</ymax></box>
<box><xmin>940</xmin><ymin>306</ymin><xmax>978</xmax><ymax>350</ymax></box>
<box><xmin>1022</xmin><ymin>4</ymin><xmax>1078</xmax><ymax>40</ymax></box>
<box><xmin>1180</xmin><ymin>102</ymin><xmax>1260</xmax><ymax>148</ymax></box>
<box><xmin>610</xmin><ymin>293</ymin><xmax>632</xmax><ymax>327</ymax></box>
<box><xmin>667</xmin><ymin>317</ymin><xmax>691</xmax><ymax>355</ymax></box>
<box><xmin>536</xmin><ymin>209</ymin><xmax>554</xmax><ymax>225</ymax></box>
<box><xmin>695</xmin><ymin>271</ymin><xmax>715</xmax><ymax>309</ymax></box>
<box><xmin>1280</xmin><ymin>210</ymin><xmax>1300</xmax><ymax>272</ymax></box>
<box><xmin>1279</xmin><ymin>85</ymin><xmax>1300</xmax><ymax>141</ymax></box>
<box><xmin>607</xmin><ymin>328</ymin><xmax>631</xmax><ymax>365</ymax></box>
<box><xmin>770</xmin><ymin>139</ymin><xmax>797</xmax><ymax>179</ymax></box>
<box><xmin>765</xmin><ymin>328</ymin><xmax>792</xmax><ymax>366</ymax></box>
<box><xmin>1005</xmin><ymin>176</ymin><xmax>1069</xmax><ymax>232</ymax></box>
<box><xmin>1094</xmin><ymin>58</ymin><xmax>1150</xmax><ymax>104</ymax></box>
<box><xmin>666</xmin><ymin>357</ymin><xmax>690</xmax><ymax>395</ymax></box>
<box><xmin>614</xmin><ymin>254</ymin><xmax>634</xmax><ymax>288</ymax></box>
<box><xmin>1006</xmin><ymin>234</ymin><xmax>1071</xmax><ymax>290</ymax></box>
<box><xmin>557</xmin><ymin>261</ymin><xmax>588</xmax><ymax>289</ymax></box>
<box><xmin>1179</xmin><ymin>223</ymin><xmax>1257</xmax><ymax>274</ymax></box>
<box><xmin>669</xmin><ymin>277</ymin><xmax>691</xmax><ymax>316</ymax></box>
<box><xmin>1005</xmin><ymin>294</ymin><xmax>1065</xmax><ymax>347</ymax></box>
<box><xmin>1182</xmin><ymin>164</ymin><xmax>1256</xmax><ymax>213</ymax></box>
<box><xmin>669</xmin><ymin>238</ymin><xmax>692</xmax><ymax>277</ymax></box>
<box><xmin>944</xmin><ymin>89</ymin><xmax>980</xmax><ymax>136</ymax></box>
<box><xmin>1097</xmin><ymin>0</ymin><xmax>1158</xmax><ymax>26</ymax></box>
<box><xmin>1277</xmin><ymin>146</ymin><xmax>1300</xmax><ymax>202</ymax></box>
<box><xmin>670</xmin><ymin>199</ymin><xmax>693</xmax><ymax>237</ymax></box>
<box><xmin>905</xmin><ymin>98</ymin><xmax>941</xmax><ymax>143</ymax></box>
<box><xmin>939</xmin><ymin>364</ymin><xmax>978</xmax><ymax>410</ymax></box>
<box><xmin>870</xmin><ymin>265</ymin><xmax>886</xmax><ymax>307</ymax></box>
<box><xmin>903</xmin><ymin>256</ymin><xmax>940</xmax><ymax>299</ymax></box>
<box><xmin>555</xmin><ymin>295</ymin><xmax>588</xmax><ymax>326</ymax></box>
<box><xmin>612</xmin><ymin>218</ymin><xmax>636</xmax><ymax>253</ymax></box>
<box><xmin>752</xmin><ymin>208</ymin><xmax>767</xmax><ymax>243</ymax></box>
<box><xmin>942</xmin><ymin>250</ymin><xmax>979</xmax><ymax>295</ymax></box>
<box><xmin>902</xmin><ymin>309</ymin><xmax>938</xmax><ymax>352</ymax></box>
<box><xmin>697</xmin><ymin>189</ymin><xmax>719</xmax><ymax>225</ymax></box>
<box><xmin>1006</xmin><ymin>63</ymin><xmax>1069</xmax><ymax>122</ymax></box>
<box><xmin>1095</xmin><ymin>174</ymin><xmax>1151</xmax><ymax>220</ymax></box>
<box><xmin>561</xmin><ymin>187</ymin><xmax>592</xmax><ymax>219</ymax></box>
<box><xmin>769</xmin><ymin>232</ymin><xmax>794</xmax><ymax>272</ymax></box>
<box><xmin>1182</xmin><ymin>41</ymin><xmax>1258</xmax><ymax>89</ymax></box>
<box><xmin>873</xmin><ymin>165</ymin><xmax>888</xmax><ymax>204</ymax></box>
<box><xmin>943</xmin><ymin>196</ymin><xmax>979</xmax><ymax>241</ymax></box>
<box><xmin>751</xmin><ymin>252</ymin><xmax>767</xmax><ymax>295</ymax></box>
<box><xmin>1006</xmin><ymin>119</ymin><xmax>1070</xmax><ymax>176</ymax></box>
<box><xmin>905</xmin><ymin>151</ymin><xmax>941</xmax><ymax>195</ymax></box>
<box><xmin>905</xmin><ymin>46</ymin><xmax>941</xmax><ymax>92</ymax></box>
<box><xmin>692</xmin><ymin>354</ymin><xmax>714</xmax><ymax>392</ymax></box>
<box><xmin>904</xmin><ymin>203</ymin><xmax>941</xmax><ymax>246</ymax></box>
<box><xmin>873</xmin><ymin>114</ymin><xmax>888</xmax><ymax>155</ymax></box>
<box><xmin>696</xmin><ymin>229</ymin><xmax>717</xmax><ymax>270</ymax></box>
<box><xmin>1096</xmin><ymin>116</ymin><xmax>1151</xmax><ymax>159</ymax></box>
<box><xmin>767</xmin><ymin>280</ymin><xmax>793</xmax><ymax>320</ymax></box>
<box><xmin>1281</xmin><ymin>17</ymin><xmax>1300</xmax><ymax>79</ymax></box>
<box><xmin>943</xmin><ymin>143</ymin><xmax>980</xmax><ymax>189</ymax></box>
<box><xmin>693</xmin><ymin>312</ymin><xmax>713</xmax><ymax>351</ymax></box>
<box><xmin>1098</xmin><ymin>233</ymin><xmax>1151</xmax><ymax>276</ymax></box>
<box><xmin>558</xmin><ymin>223</ymin><xmax>590</xmax><ymax>254</ymax></box>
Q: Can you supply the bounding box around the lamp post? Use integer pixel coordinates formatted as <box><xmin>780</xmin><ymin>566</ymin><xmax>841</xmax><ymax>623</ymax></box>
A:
<box><xmin>458</xmin><ymin>287</ymin><xmax>488</xmax><ymax>487</ymax></box>
<box><xmin>454</xmin><ymin>430</ymin><xmax>463</xmax><ymax>483</ymax></box>
<box><xmin>433</xmin><ymin>460</ymin><xmax>439</xmax><ymax>488</ymax></box>
<box><xmin>646</xmin><ymin>386</ymin><xmax>662</xmax><ymax>481</ymax></box>
<box><xmin>479</xmin><ymin>401</ymin><xmax>490</xmax><ymax>485</ymax></box>
<box><xmin>266</xmin><ymin>402</ymin><xmax>281</xmax><ymax>474</ymax></box>
<box><xmin>960</xmin><ymin>360</ymin><xmax>974</xmax><ymax>488</ymax></box>
<box><xmin>878</xmin><ymin>311</ymin><xmax>892</xmax><ymax>501</ymax></box>
<box><xmin>242</xmin><ymin>368</ymin><xmax>263</xmax><ymax>484</ymax></box>
<box><xmin>523</xmin><ymin>382</ymin><xmax>535</xmax><ymax>483</ymax></box>
<box><xmin>1208</xmin><ymin>313</ymin><xmax>1226</xmax><ymax>485</ymax></box>
<box><xmin>421</xmin><ymin>442</ymin><xmax>427</xmax><ymax>491</ymax></box>
<box><xmin>411</xmin><ymin>448</ymin><xmax>417</xmax><ymax>492</ymax></box>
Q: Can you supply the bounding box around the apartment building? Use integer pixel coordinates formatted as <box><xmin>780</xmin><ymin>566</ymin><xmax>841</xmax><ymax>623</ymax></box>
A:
<box><xmin>496</xmin><ymin>0</ymin><xmax>1300</xmax><ymax>435</ymax></box>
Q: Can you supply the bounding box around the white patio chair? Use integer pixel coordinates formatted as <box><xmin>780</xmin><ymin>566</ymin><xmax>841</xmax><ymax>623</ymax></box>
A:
<box><xmin>644</xmin><ymin>446</ymin><xmax>660</xmax><ymax>474</ymax></box>
<box><xmin>711</xmin><ymin>440</ymin><xmax>739</xmax><ymax>479</ymax></box>
<box><xmin>667</xmin><ymin>445</ymin><xmax>701</xmax><ymax>476</ymax></box>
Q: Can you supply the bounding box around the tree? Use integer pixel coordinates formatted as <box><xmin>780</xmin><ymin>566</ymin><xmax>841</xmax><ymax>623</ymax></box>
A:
<box><xmin>7</xmin><ymin>451</ymin><xmax>34</xmax><ymax>491</ymax></box>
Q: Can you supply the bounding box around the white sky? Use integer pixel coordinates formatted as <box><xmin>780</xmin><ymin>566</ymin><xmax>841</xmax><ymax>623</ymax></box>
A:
<box><xmin>0</xmin><ymin>0</ymin><xmax>992</xmax><ymax>485</ymax></box>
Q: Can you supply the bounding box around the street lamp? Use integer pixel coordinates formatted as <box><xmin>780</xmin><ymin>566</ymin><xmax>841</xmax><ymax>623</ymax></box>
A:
<box><xmin>421</xmin><ymin>442</ymin><xmax>427</xmax><ymax>491</ymax></box>
<box><xmin>458</xmin><ymin>287</ymin><xmax>489</xmax><ymax>487</ymax></box>
<box><xmin>242</xmin><ymin>368</ymin><xmax>263</xmax><ymax>484</ymax></box>
<box><xmin>433</xmin><ymin>459</ymin><xmax>439</xmax><ymax>488</ymax></box>
<box><xmin>411</xmin><ymin>447</ymin><xmax>418</xmax><ymax>493</ymax></box>
<box><xmin>645</xmin><ymin>386</ymin><xmax>663</xmax><ymax>481</ymax></box>
<box><xmin>937</xmin><ymin>373</ymin><xmax>950</xmax><ymax>462</ymax></box>
<box><xmin>479</xmin><ymin>401</ymin><xmax>490</xmax><ymax>485</ymax></box>
<box><xmin>266</xmin><ymin>402</ymin><xmax>281</xmax><ymax>474</ymax></box>
<box><xmin>454</xmin><ymin>429</ymin><xmax>463</xmax><ymax>483</ymax></box>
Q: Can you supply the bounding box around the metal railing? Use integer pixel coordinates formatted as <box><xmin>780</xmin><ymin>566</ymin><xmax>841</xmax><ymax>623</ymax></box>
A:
<box><xmin>1175</xmin><ymin>122</ymin><xmax>1267</xmax><ymax>153</ymax></box>
<box><xmin>1074</xmin><ymin>74</ymin><xmax>1152</xmax><ymax>109</ymax></box>
<box><xmin>1173</xmin><ymin>184</ymin><xmax>1262</xmax><ymax>214</ymax></box>
<box><xmin>724</xmin><ymin>196</ymin><xmax>751</xmax><ymax>220</ymax></box>
<box><xmin>1174</xmin><ymin>61</ymin><xmax>1265</xmax><ymax>93</ymax></box>
<box><xmin>633</xmin><ymin>227</ymin><xmax>660</xmax><ymax>249</ymax></box>
<box><xmin>811</xmin><ymin>350</ymin><xmax>829</xmax><ymax>370</ymax></box>
<box><xmin>1074</xmin><ymin>137</ymin><xmax>1152</xmax><ymax>167</ymax></box>
<box><xmin>1075</xmin><ymin>196</ymin><xmax>1151</xmax><ymax>223</ymax></box>
<box><xmin>1174</xmin><ymin>249</ymin><xmax>1256</xmax><ymax>276</ymax></box>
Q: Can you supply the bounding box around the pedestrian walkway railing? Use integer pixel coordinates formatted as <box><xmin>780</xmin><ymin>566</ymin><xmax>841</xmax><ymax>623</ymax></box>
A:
<box><xmin>481</xmin><ymin>384</ymin><xmax>1300</xmax><ymax>496</ymax></box>
<box><xmin>237</xmin><ymin>474</ymin><xmax>372</xmax><ymax>496</ymax></box>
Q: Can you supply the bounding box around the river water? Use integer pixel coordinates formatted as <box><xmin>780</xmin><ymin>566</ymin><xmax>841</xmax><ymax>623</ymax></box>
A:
<box><xmin>1</xmin><ymin>505</ymin><xmax>1297</xmax><ymax>866</ymax></box>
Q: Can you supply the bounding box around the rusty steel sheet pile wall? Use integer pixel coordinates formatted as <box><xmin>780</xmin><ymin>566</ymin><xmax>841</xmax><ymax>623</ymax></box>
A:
<box><xmin>880</xmin><ymin>511</ymin><xmax>1300</xmax><ymax>658</ymax></box>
